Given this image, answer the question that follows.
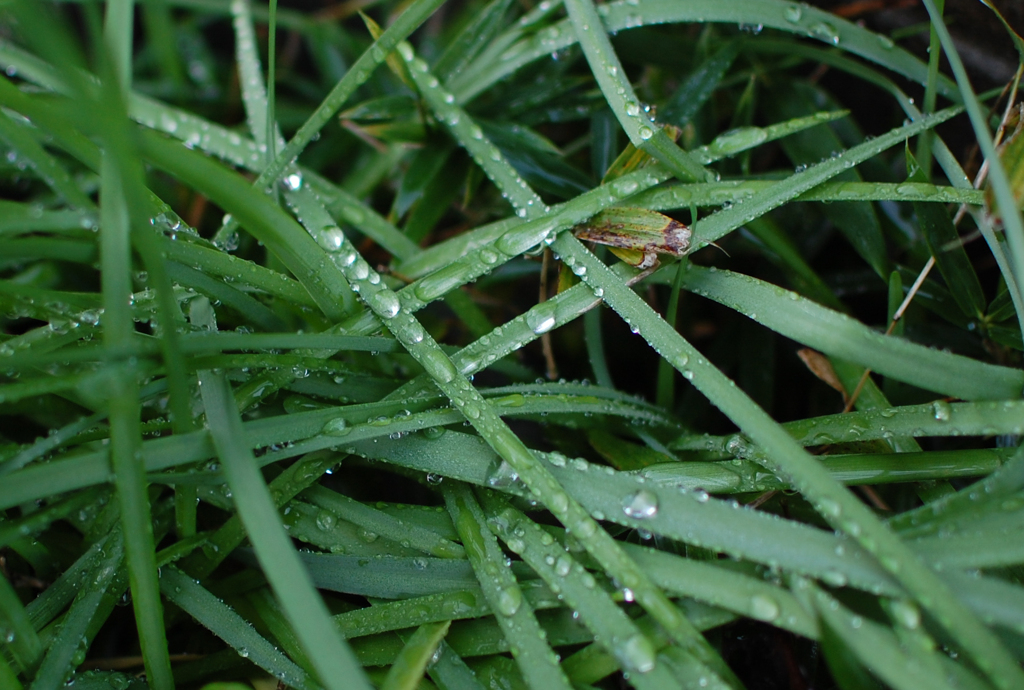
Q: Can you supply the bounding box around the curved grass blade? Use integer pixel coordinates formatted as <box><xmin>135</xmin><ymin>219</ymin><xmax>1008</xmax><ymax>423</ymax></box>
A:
<box><xmin>159</xmin><ymin>566</ymin><xmax>317</xmax><ymax>690</ymax></box>
<box><xmin>450</xmin><ymin>0</ymin><xmax>957</xmax><ymax>105</ymax></box>
<box><xmin>29</xmin><ymin>528</ymin><xmax>123</xmax><ymax>690</ymax></box>
<box><xmin>302</xmin><ymin>486</ymin><xmax>464</xmax><ymax>559</ymax></box>
<box><xmin>443</xmin><ymin>483</ymin><xmax>572</xmax><ymax>690</ymax></box>
<box><xmin>333</xmin><ymin>585</ymin><xmax>561</xmax><ymax>640</ymax></box>
<box><xmin>654</xmin><ymin>263</ymin><xmax>1022</xmax><ymax>400</ymax></box>
<box><xmin>0</xmin><ymin>572</ymin><xmax>42</xmax><ymax>675</ymax></box>
<box><xmin>478</xmin><ymin>490</ymin><xmax>732</xmax><ymax>689</ymax></box>
<box><xmin>380</xmin><ymin>620</ymin><xmax>452</xmax><ymax>690</ymax></box>
<box><xmin>196</xmin><ymin>365</ymin><xmax>372</xmax><ymax>690</ymax></box>
<box><xmin>564</xmin><ymin>0</ymin><xmax>710</xmax><ymax>183</ymax></box>
<box><xmin>694</xmin><ymin>107</ymin><xmax>961</xmax><ymax>247</ymax></box>
<box><xmin>552</xmin><ymin>231</ymin><xmax>1024</xmax><ymax>688</ymax></box>
<box><xmin>920</xmin><ymin>0</ymin><xmax>1024</xmax><ymax>335</ymax></box>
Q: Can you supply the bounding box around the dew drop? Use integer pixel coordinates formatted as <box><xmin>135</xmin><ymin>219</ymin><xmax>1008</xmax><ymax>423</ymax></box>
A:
<box><xmin>932</xmin><ymin>400</ymin><xmax>952</xmax><ymax>422</ymax></box>
<box><xmin>322</xmin><ymin>417</ymin><xmax>351</xmax><ymax>436</ymax></box>
<box><xmin>622</xmin><ymin>489</ymin><xmax>659</xmax><ymax>519</ymax></box>
<box><xmin>616</xmin><ymin>634</ymin><xmax>656</xmax><ymax>674</ymax></box>
<box><xmin>750</xmin><ymin>594</ymin><xmax>781</xmax><ymax>621</ymax></box>
<box><xmin>526</xmin><ymin>305</ymin><xmax>557</xmax><ymax>334</ymax></box>
<box><xmin>496</xmin><ymin>587</ymin><xmax>522</xmax><ymax>616</ymax></box>
<box><xmin>371</xmin><ymin>291</ymin><xmax>401</xmax><ymax>318</ymax></box>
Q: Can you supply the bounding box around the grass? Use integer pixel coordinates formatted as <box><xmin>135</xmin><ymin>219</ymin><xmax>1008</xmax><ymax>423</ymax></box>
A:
<box><xmin>0</xmin><ymin>0</ymin><xmax>1023</xmax><ymax>688</ymax></box>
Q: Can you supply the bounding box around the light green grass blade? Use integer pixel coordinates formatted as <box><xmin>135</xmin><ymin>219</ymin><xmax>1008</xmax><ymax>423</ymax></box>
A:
<box><xmin>196</xmin><ymin>359</ymin><xmax>372</xmax><ymax>689</ymax></box>
<box><xmin>380</xmin><ymin>620</ymin><xmax>452</xmax><ymax>690</ymax></box>
<box><xmin>651</xmin><ymin>263</ymin><xmax>1022</xmax><ymax>400</ymax></box>
<box><xmin>552</xmin><ymin>230</ymin><xmax>1024</xmax><ymax>689</ymax></box>
<box><xmin>444</xmin><ymin>483</ymin><xmax>573</xmax><ymax>690</ymax></box>
<box><xmin>159</xmin><ymin>566</ymin><xmax>317</xmax><ymax>690</ymax></box>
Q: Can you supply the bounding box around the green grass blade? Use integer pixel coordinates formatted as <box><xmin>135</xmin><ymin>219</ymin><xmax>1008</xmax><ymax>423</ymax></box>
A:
<box><xmin>564</xmin><ymin>0</ymin><xmax>710</xmax><ymax>183</ymax></box>
<box><xmin>303</xmin><ymin>486</ymin><xmax>465</xmax><ymax>559</ymax></box>
<box><xmin>380</xmin><ymin>620</ymin><xmax>452</xmax><ymax>690</ymax></box>
<box><xmin>478</xmin><ymin>490</ymin><xmax>726</xmax><ymax>689</ymax></box>
<box><xmin>694</xmin><ymin>106</ymin><xmax>961</xmax><ymax>247</ymax></box>
<box><xmin>159</xmin><ymin>566</ymin><xmax>318</xmax><ymax>690</ymax></box>
<box><xmin>920</xmin><ymin>0</ymin><xmax>1024</xmax><ymax>335</ymax></box>
<box><xmin>198</xmin><ymin>367</ymin><xmax>372</xmax><ymax>690</ymax></box>
<box><xmin>29</xmin><ymin>528</ymin><xmax>123</xmax><ymax>690</ymax></box>
<box><xmin>654</xmin><ymin>263</ymin><xmax>1022</xmax><ymax>400</ymax></box>
<box><xmin>0</xmin><ymin>572</ymin><xmax>42</xmax><ymax>674</ymax></box>
<box><xmin>553</xmin><ymin>231</ymin><xmax>1024</xmax><ymax>689</ymax></box>
<box><xmin>443</xmin><ymin>483</ymin><xmax>573</xmax><ymax>690</ymax></box>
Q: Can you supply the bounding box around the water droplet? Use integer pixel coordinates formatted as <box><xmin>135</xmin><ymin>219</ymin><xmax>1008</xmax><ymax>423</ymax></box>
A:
<box><xmin>711</xmin><ymin>127</ymin><xmax>768</xmax><ymax>153</ymax></box>
<box><xmin>818</xmin><ymin>498</ymin><xmax>842</xmax><ymax>519</ymax></box>
<box><xmin>488</xmin><ymin>460</ymin><xmax>520</xmax><ymax>488</ymax></box>
<box><xmin>426</xmin><ymin>473</ymin><xmax>443</xmax><ymax>485</ymax></box>
<box><xmin>323</xmin><ymin>417</ymin><xmax>351</xmax><ymax>436</ymax></box>
<box><xmin>612</xmin><ymin>178</ymin><xmax>640</xmax><ymax>197</ymax></box>
<box><xmin>625</xmin><ymin>101</ymin><xmax>640</xmax><ymax>117</ymax></box>
<box><xmin>284</xmin><ymin>172</ymin><xmax>303</xmax><ymax>190</ymax></box>
<box><xmin>638</xmin><ymin>125</ymin><xmax>653</xmax><ymax>140</ymax></box>
<box><xmin>319</xmin><ymin>227</ymin><xmax>345</xmax><ymax>251</ymax></box>
<box><xmin>890</xmin><ymin>599</ymin><xmax>920</xmax><ymax>629</ymax></box>
<box><xmin>526</xmin><ymin>304</ymin><xmax>557</xmax><ymax>334</ymax></box>
<box><xmin>622</xmin><ymin>489</ymin><xmax>659</xmax><ymax>519</ymax></box>
<box><xmin>783</xmin><ymin>4</ymin><xmax>803</xmax><ymax>22</ymax></box>
<box><xmin>811</xmin><ymin>21</ymin><xmax>840</xmax><ymax>45</ymax></box>
<box><xmin>496</xmin><ymin>587</ymin><xmax>522</xmax><ymax>616</ymax></box>
<box><xmin>750</xmin><ymin>594</ymin><xmax>780</xmax><ymax>621</ymax></box>
<box><xmin>932</xmin><ymin>400</ymin><xmax>952</xmax><ymax>422</ymax></box>
<box><xmin>316</xmin><ymin>509</ymin><xmax>336</xmax><ymax>531</ymax></box>
<box><xmin>422</xmin><ymin>348</ymin><xmax>458</xmax><ymax>383</ymax></box>
<box><xmin>616</xmin><ymin>633</ymin><xmax>656</xmax><ymax>674</ymax></box>
<box><xmin>370</xmin><ymin>290</ymin><xmax>401</xmax><ymax>318</ymax></box>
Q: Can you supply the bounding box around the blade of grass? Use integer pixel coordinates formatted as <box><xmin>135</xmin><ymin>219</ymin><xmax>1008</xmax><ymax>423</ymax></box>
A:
<box><xmin>196</xmin><ymin>362</ymin><xmax>372</xmax><ymax>689</ymax></box>
<box><xmin>0</xmin><ymin>572</ymin><xmax>42</xmax><ymax>675</ymax></box>
<box><xmin>380</xmin><ymin>620</ymin><xmax>452</xmax><ymax>690</ymax></box>
<box><xmin>443</xmin><ymin>482</ymin><xmax>573</xmax><ymax>690</ymax></box>
<box><xmin>564</xmin><ymin>0</ymin><xmax>711</xmax><ymax>183</ymax></box>
<box><xmin>159</xmin><ymin>566</ymin><xmax>318</xmax><ymax>690</ymax></box>
<box><xmin>553</xmin><ymin>231</ymin><xmax>1024</xmax><ymax>689</ymax></box>
<box><xmin>478</xmin><ymin>490</ymin><xmax>727</xmax><ymax>689</ymax></box>
<box><xmin>920</xmin><ymin>0</ymin><xmax>1024</xmax><ymax>346</ymax></box>
<box><xmin>693</xmin><ymin>106</ymin><xmax>961</xmax><ymax>247</ymax></box>
<box><xmin>652</xmin><ymin>263</ymin><xmax>1022</xmax><ymax>400</ymax></box>
<box><xmin>316</xmin><ymin>219</ymin><xmax>740</xmax><ymax>685</ymax></box>
<box><xmin>28</xmin><ymin>527</ymin><xmax>123</xmax><ymax>690</ymax></box>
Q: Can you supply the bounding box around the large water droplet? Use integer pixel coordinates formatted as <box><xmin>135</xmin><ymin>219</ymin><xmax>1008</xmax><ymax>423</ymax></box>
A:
<box><xmin>488</xmin><ymin>460</ymin><xmax>520</xmax><ymax>488</ymax></box>
<box><xmin>616</xmin><ymin>633</ymin><xmax>656</xmax><ymax>674</ymax></box>
<box><xmin>496</xmin><ymin>587</ymin><xmax>522</xmax><ymax>616</ymax></box>
<box><xmin>526</xmin><ymin>304</ymin><xmax>557</xmax><ymax>335</ymax></box>
<box><xmin>932</xmin><ymin>400</ymin><xmax>952</xmax><ymax>422</ymax></box>
<box><xmin>316</xmin><ymin>509</ymin><xmax>336</xmax><ymax>531</ymax></box>
<box><xmin>319</xmin><ymin>227</ymin><xmax>345</xmax><ymax>251</ymax></box>
<box><xmin>371</xmin><ymin>291</ymin><xmax>401</xmax><ymax>318</ymax></box>
<box><xmin>622</xmin><ymin>489</ymin><xmax>659</xmax><ymax>519</ymax></box>
<box><xmin>421</xmin><ymin>348</ymin><xmax>458</xmax><ymax>383</ymax></box>
<box><xmin>323</xmin><ymin>417</ymin><xmax>351</xmax><ymax>436</ymax></box>
<box><xmin>750</xmin><ymin>594</ymin><xmax>780</xmax><ymax>621</ymax></box>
